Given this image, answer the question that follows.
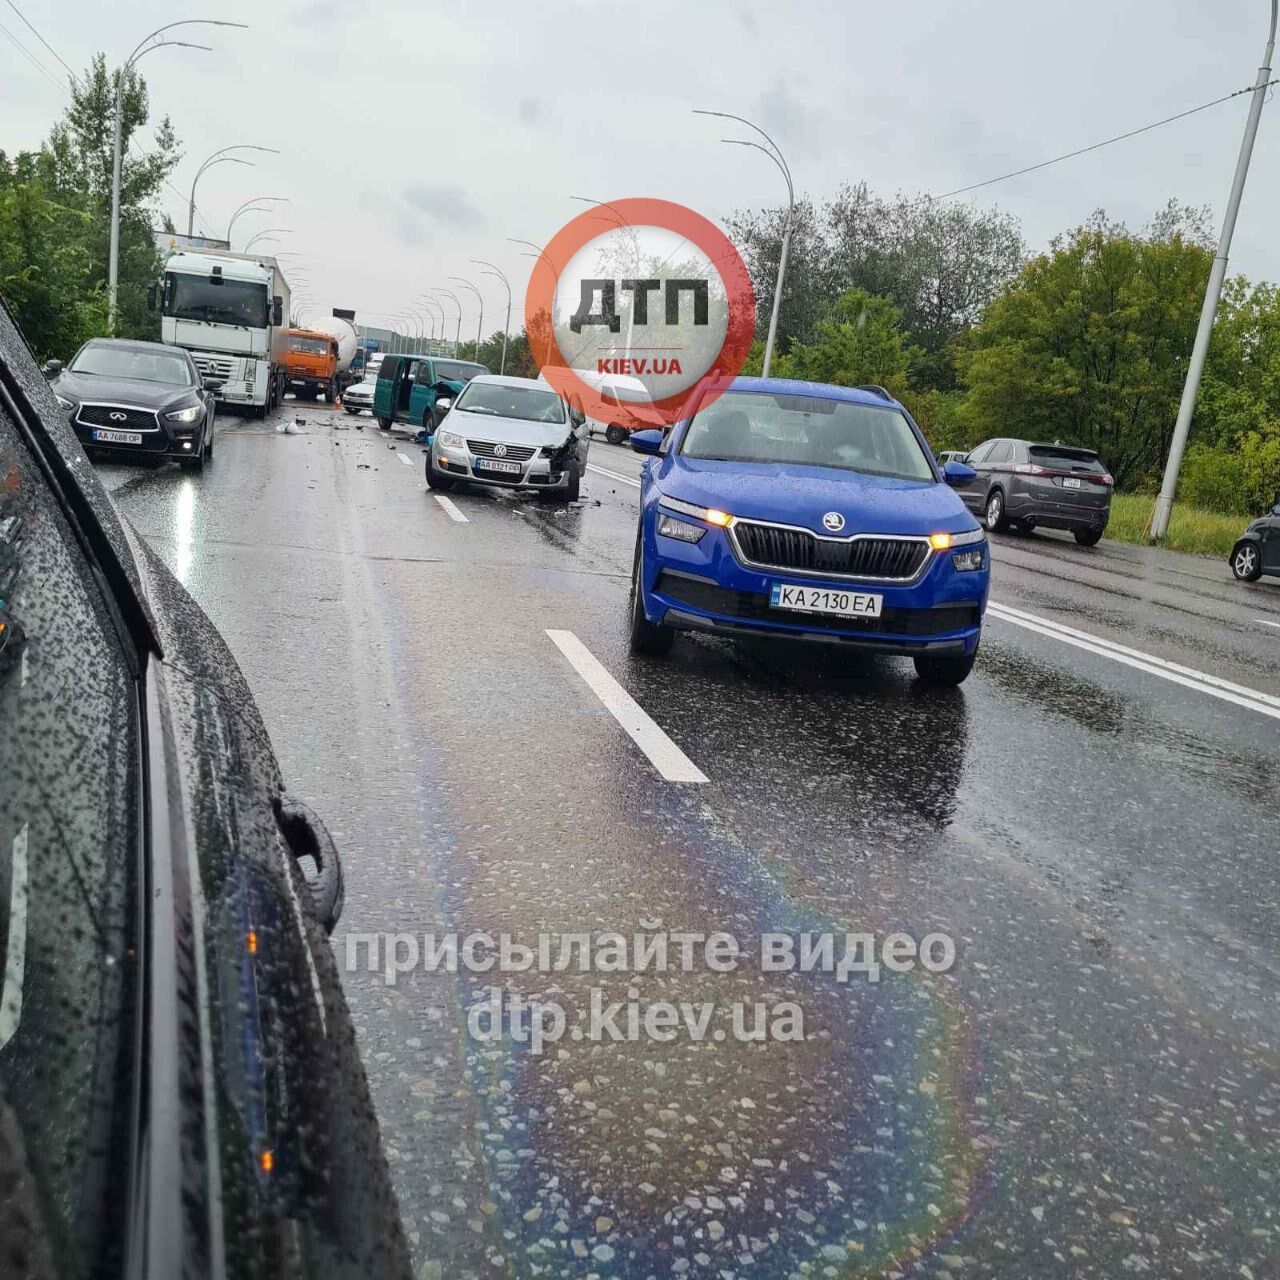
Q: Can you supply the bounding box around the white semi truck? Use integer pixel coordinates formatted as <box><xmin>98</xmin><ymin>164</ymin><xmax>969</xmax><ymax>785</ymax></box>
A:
<box><xmin>157</xmin><ymin>250</ymin><xmax>292</xmax><ymax>417</ymax></box>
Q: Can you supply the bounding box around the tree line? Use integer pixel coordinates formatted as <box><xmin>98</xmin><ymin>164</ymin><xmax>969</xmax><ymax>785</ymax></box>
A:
<box><xmin>730</xmin><ymin>189</ymin><xmax>1279</xmax><ymax>515</ymax></box>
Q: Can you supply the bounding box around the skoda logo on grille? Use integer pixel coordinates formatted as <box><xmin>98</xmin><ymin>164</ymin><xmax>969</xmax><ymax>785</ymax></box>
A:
<box><xmin>110</xmin><ymin>411</ymin><xmax>127</xmax><ymax>422</ymax></box>
<box><xmin>822</xmin><ymin>511</ymin><xmax>845</xmax><ymax>532</ymax></box>
<box><xmin>493</xmin><ymin>443</ymin><xmax>507</xmax><ymax>457</ymax></box>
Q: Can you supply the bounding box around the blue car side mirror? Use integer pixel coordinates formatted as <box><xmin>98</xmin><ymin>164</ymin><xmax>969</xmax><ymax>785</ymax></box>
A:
<box><xmin>630</xmin><ymin>429</ymin><xmax>664</xmax><ymax>456</ymax></box>
<box><xmin>943</xmin><ymin>460</ymin><xmax>976</xmax><ymax>485</ymax></box>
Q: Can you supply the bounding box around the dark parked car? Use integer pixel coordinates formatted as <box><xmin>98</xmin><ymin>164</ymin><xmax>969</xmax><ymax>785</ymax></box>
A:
<box><xmin>953</xmin><ymin>438</ymin><xmax>1113</xmax><ymax>545</ymax></box>
<box><xmin>1230</xmin><ymin>500</ymin><xmax>1280</xmax><ymax>581</ymax></box>
<box><xmin>0</xmin><ymin>304</ymin><xmax>410</xmax><ymax>1278</ymax></box>
<box><xmin>45</xmin><ymin>338</ymin><xmax>219</xmax><ymax>472</ymax></box>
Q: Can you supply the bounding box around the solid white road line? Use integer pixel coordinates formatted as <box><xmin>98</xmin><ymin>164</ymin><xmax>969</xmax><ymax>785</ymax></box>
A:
<box><xmin>546</xmin><ymin>629</ymin><xmax>709</xmax><ymax>783</ymax></box>
<box><xmin>987</xmin><ymin>601</ymin><xmax>1280</xmax><ymax>721</ymax></box>
<box><xmin>586</xmin><ymin>463</ymin><xmax>642</xmax><ymax>489</ymax></box>
<box><xmin>1254</xmin><ymin>618</ymin><xmax>1280</xmax><ymax>630</ymax></box>
<box><xmin>434</xmin><ymin>495</ymin><xmax>469</xmax><ymax>523</ymax></box>
<box><xmin>397</xmin><ymin>451</ymin><xmax>413</xmax><ymax>466</ymax></box>
<box><xmin>0</xmin><ymin>824</ymin><xmax>29</xmax><ymax>1051</ymax></box>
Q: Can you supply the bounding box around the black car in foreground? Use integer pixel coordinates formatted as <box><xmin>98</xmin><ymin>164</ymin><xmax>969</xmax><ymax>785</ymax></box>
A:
<box><xmin>953</xmin><ymin>437</ymin><xmax>1113</xmax><ymax>544</ymax></box>
<box><xmin>45</xmin><ymin>338</ymin><xmax>219</xmax><ymax>472</ymax></box>
<box><xmin>0</xmin><ymin>305</ymin><xmax>410</xmax><ymax>1277</ymax></box>
<box><xmin>1230</xmin><ymin>500</ymin><xmax>1280</xmax><ymax>581</ymax></box>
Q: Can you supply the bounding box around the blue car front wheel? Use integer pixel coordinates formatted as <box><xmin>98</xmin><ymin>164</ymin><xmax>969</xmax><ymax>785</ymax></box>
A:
<box><xmin>629</xmin><ymin>527</ymin><xmax>674</xmax><ymax>656</ymax></box>
<box><xmin>913</xmin><ymin>649</ymin><xmax>977</xmax><ymax>687</ymax></box>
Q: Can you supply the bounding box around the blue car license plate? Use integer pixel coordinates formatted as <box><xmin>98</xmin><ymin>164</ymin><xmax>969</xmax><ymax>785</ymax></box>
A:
<box><xmin>770</xmin><ymin>582</ymin><xmax>883</xmax><ymax>618</ymax></box>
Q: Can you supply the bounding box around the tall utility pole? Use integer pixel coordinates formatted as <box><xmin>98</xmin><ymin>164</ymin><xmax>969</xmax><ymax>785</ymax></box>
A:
<box><xmin>109</xmin><ymin>20</ymin><xmax>247</xmax><ymax>331</ymax></box>
<box><xmin>433</xmin><ymin>289</ymin><xmax>463</xmax><ymax>356</ymax></box>
<box><xmin>693</xmin><ymin>110</ymin><xmax>794</xmax><ymax>378</ymax></box>
<box><xmin>451</xmin><ymin>277</ymin><xmax>485</xmax><ymax>357</ymax></box>
<box><xmin>1152</xmin><ymin>0</ymin><xmax>1278</xmax><ymax>540</ymax></box>
<box><xmin>473</xmin><ymin>260</ymin><xmax>512</xmax><ymax>373</ymax></box>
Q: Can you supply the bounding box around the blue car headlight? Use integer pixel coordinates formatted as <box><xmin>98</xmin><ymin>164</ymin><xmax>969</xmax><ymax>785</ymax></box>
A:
<box><xmin>942</xmin><ymin>528</ymin><xmax>987</xmax><ymax>571</ymax></box>
<box><xmin>657</xmin><ymin>512</ymin><xmax>706</xmax><ymax>544</ymax></box>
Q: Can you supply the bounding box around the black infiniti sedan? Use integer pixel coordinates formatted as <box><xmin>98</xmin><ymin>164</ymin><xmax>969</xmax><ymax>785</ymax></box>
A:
<box><xmin>45</xmin><ymin>338</ymin><xmax>218</xmax><ymax>472</ymax></box>
<box><xmin>1</xmin><ymin>303</ymin><xmax>410</xmax><ymax>1277</ymax></box>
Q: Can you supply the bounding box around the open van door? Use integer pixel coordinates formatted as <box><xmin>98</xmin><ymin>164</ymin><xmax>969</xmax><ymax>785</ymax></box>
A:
<box><xmin>373</xmin><ymin>356</ymin><xmax>403</xmax><ymax>427</ymax></box>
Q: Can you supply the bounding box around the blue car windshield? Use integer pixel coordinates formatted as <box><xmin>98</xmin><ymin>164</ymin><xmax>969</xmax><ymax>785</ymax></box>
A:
<box><xmin>680</xmin><ymin>391</ymin><xmax>936</xmax><ymax>482</ymax></box>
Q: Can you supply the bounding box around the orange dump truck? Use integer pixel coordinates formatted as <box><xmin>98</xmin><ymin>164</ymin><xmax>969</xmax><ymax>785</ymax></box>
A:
<box><xmin>283</xmin><ymin>329</ymin><xmax>341</xmax><ymax>402</ymax></box>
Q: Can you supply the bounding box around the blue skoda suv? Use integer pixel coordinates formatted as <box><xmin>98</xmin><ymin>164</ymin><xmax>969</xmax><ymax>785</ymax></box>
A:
<box><xmin>627</xmin><ymin>378</ymin><xmax>989</xmax><ymax>685</ymax></box>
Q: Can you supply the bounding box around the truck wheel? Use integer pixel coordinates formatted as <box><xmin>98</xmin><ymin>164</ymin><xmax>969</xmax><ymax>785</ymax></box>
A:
<box><xmin>605</xmin><ymin>424</ymin><xmax>626</xmax><ymax>446</ymax></box>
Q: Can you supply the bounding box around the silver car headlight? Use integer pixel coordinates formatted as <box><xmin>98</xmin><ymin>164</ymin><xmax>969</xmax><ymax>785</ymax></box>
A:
<box><xmin>165</xmin><ymin>404</ymin><xmax>203</xmax><ymax>424</ymax></box>
<box><xmin>437</xmin><ymin>429</ymin><xmax>466</xmax><ymax>449</ymax></box>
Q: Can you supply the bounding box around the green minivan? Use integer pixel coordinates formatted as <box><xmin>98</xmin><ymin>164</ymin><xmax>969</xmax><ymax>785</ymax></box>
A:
<box><xmin>373</xmin><ymin>354</ymin><xmax>490</xmax><ymax>432</ymax></box>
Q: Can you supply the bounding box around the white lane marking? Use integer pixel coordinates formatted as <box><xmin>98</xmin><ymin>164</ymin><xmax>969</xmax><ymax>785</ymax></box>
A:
<box><xmin>586</xmin><ymin>463</ymin><xmax>642</xmax><ymax>489</ymax></box>
<box><xmin>434</xmin><ymin>495</ymin><xmax>469</xmax><ymax>523</ymax></box>
<box><xmin>19</xmin><ymin>647</ymin><xmax>28</xmax><ymax>689</ymax></box>
<box><xmin>397</xmin><ymin>451</ymin><xmax>413</xmax><ymax>466</ymax></box>
<box><xmin>987</xmin><ymin>602</ymin><xmax>1280</xmax><ymax>721</ymax></box>
<box><xmin>1254</xmin><ymin>618</ymin><xmax>1280</xmax><ymax>630</ymax></box>
<box><xmin>0</xmin><ymin>824</ymin><xmax>29</xmax><ymax>1051</ymax></box>
<box><xmin>546</xmin><ymin>630</ymin><xmax>708</xmax><ymax>783</ymax></box>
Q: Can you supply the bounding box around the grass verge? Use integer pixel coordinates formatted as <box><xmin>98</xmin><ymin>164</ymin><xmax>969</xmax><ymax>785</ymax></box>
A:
<box><xmin>1105</xmin><ymin>493</ymin><xmax>1242</xmax><ymax>558</ymax></box>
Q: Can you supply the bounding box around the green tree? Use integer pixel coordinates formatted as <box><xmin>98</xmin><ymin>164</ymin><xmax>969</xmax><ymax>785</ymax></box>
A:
<box><xmin>958</xmin><ymin>212</ymin><xmax>1213</xmax><ymax>488</ymax></box>
<box><xmin>773</xmin><ymin>288</ymin><xmax>918</xmax><ymax>393</ymax></box>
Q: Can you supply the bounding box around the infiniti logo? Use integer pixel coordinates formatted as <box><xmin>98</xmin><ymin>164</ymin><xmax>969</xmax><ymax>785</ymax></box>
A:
<box><xmin>493</xmin><ymin>443</ymin><xmax>507</xmax><ymax>457</ymax></box>
<box><xmin>822</xmin><ymin>511</ymin><xmax>845</xmax><ymax>533</ymax></box>
<box><xmin>109</xmin><ymin>411</ymin><xmax>127</xmax><ymax>422</ymax></box>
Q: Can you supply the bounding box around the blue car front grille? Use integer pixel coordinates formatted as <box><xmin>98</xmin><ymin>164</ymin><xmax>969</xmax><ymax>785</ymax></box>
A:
<box><xmin>656</xmin><ymin>572</ymin><xmax>979</xmax><ymax>636</ymax></box>
<box><xmin>731</xmin><ymin>521</ymin><xmax>930</xmax><ymax>581</ymax></box>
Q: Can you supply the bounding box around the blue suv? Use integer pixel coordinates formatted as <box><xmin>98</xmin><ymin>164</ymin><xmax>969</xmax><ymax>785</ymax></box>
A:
<box><xmin>627</xmin><ymin>378</ymin><xmax>989</xmax><ymax>685</ymax></box>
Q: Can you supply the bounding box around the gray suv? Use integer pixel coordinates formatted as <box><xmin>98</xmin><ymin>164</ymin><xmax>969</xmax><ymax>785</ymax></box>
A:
<box><xmin>953</xmin><ymin>438</ymin><xmax>1113</xmax><ymax>546</ymax></box>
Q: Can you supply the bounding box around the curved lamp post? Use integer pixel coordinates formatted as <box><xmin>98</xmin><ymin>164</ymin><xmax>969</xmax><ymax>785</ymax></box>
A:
<box><xmin>109</xmin><ymin>19</ymin><xmax>248</xmax><ymax>330</ymax></box>
<box><xmin>226</xmin><ymin>196</ymin><xmax>288</xmax><ymax>245</ymax></box>
<box><xmin>450</xmin><ymin>277</ymin><xmax>485</xmax><ymax>357</ymax></box>
<box><xmin>693</xmin><ymin>109</ymin><xmax>794</xmax><ymax>377</ymax></box>
<box><xmin>432</xmin><ymin>289</ymin><xmax>463</xmax><ymax>356</ymax></box>
<box><xmin>472</xmin><ymin>259</ymin><xmax>511</xmax><ymax>373</ymax></box>
<box><xmin>187</xmin><ymin>143</ymin><xmax>278</xmax><ymax>236</ymax></box>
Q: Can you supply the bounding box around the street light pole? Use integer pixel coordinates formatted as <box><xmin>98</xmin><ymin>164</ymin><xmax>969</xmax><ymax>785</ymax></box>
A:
<box><xmin>109</xmin><ymin>20</ymin><xmax>248</xmax><ymax>332</ymax></box>
<box><xmin>187</xmin><ymin>143</ymin><xmax>278</xmax><ymax>237</ymax></box>
<box><xmin>433</xmin><ymin>289</ymin><xmax>463</xmax><ymax>356</ymax></box>
<box><xmin>226</xmin><ymin>197</ymin><xmax>289</xmax><ymax>247</ymax></box>
<box><xmin>243</xmin><ymin>229</ymin><xmax>291</xmax><ymax>252</ymax></box>
<box><xmin>473</xmin><ymin>259</ymin><xmax>511</xmax><ymax>373</ymax></box>
<box><xmin>693</xmin><ymin>109</ymin><xmax>795</xmax><ymax>378</ymax></box>
<box><xmin>420</xmin><ymin>297</ymin><xmax>446</xmax><ymax>346</ymax></box>
<box><xmin>1152</xmin><ymin>0</ymin><xmax>1279</xmax><ymax>540</ymax></box>
<box><xmin>450</xmin><ymin>277</ymin><xmax>484</xmax><ymax>358</ymax></box>
<box><xmin>509</xmin><ymin>239</ymin><xmax>559</xmax><ymax>368</ymax></box>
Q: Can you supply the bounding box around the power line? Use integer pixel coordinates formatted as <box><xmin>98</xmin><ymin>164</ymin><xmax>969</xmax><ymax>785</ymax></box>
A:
<box><xmin>0</xmin><ymin>15</ymin><xmax>65</xmax><ymax>93</ymax></box>
<box><xmin>939</xmin><ymin>80</ymin><xmax>1279</xmax><ymax>200</ymax></box>
<box><xmin>3</xmin><ymin>0</ymin><xmax>77</xmax><ymax>80</ymax></box>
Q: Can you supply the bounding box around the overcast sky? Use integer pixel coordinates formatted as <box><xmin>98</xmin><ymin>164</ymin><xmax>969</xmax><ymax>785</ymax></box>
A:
<box><xmin>4</xmin><ymin>0</ymin><xmax>1279</xmax><ymax>335</ymax></box>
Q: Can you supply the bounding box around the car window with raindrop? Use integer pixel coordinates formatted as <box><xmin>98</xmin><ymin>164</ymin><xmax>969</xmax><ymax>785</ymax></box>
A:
<box><xmin>0</xmin><ymin>402</ymin><xmax>137</xmax><ymax>1274</ymax></box>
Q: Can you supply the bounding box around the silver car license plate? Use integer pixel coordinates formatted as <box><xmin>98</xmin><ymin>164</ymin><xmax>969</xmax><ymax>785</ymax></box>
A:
<box><xmin>475</xmin><ymin>457</ymin><xmax>521</xmax><ymax>474</ymax></box>
<box><xmin>92</xmin><ymin>428</ymin><xmax>143</xmax><ymax>445</ymax></box>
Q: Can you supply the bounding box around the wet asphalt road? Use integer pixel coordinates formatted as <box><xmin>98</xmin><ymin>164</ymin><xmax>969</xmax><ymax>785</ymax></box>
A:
<box><xmin>99</xmin><ymin>403</ymin><xmax>1279</xmax><ymax>1280</ymax></box>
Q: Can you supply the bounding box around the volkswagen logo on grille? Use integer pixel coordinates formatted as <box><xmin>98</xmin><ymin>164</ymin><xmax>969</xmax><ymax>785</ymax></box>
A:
<box><xmin>493</xmin><ymin>443</ymin><xmax>507</xmax><ymax>457</ymax></box>
<box><xmin>822</xmin><ymin>511</ymin><xmax>845</xmax><ymax>532</ymax></box>
<box><xmin>109</xmin><ymin>411</ymin><xmax>127</xmax><ymax>422</ymax></box>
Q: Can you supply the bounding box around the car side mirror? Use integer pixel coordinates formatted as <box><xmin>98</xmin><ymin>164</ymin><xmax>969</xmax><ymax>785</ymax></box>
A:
<box><xmin>275</xmin><ymin>794</ymin><xmax>344</xmax><ymax>934</ymax></box>
<box><xmin>569</xmin><ymin>406</ymin><xmax>586</xmax><ymax>428</ymax></box>
<box><xmin>146</xmin><ymin>283</ymin><xmax>158</xmax><ymax>312</ymax></box>
<box><xmin>436</xmin><ymin>397</ymin><xmax>453</xmax><ymax>413</ymax></box>
<box><xmin>203</xmin><ymin>378</ymin><xmax>223</xmax><ymax>393</ymax></box>
<box><xmin>630</xmin><ymin>428</ymin><xmax>664</xmax><ymax>456</ymax></box>
<box><xmin>943</xmin><ymin>460</ymin><xmax>977</xmax><ymax>486</ymax></box>
<box><xmin>41</xmin><ymin>359</ymin><xmax>62</xmax><ymax>379</ymax></box>
<box><xmin>273</xmin><ymin>296</ymin><xmax>284</xmax><ymax>326</ymax></box>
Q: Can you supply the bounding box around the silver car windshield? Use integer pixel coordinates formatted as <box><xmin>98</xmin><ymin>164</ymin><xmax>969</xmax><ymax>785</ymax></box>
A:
<box><xmin>454</xmin><ymin>383</ymin><xmax>565</xmax><ymax>424</ymax></box>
